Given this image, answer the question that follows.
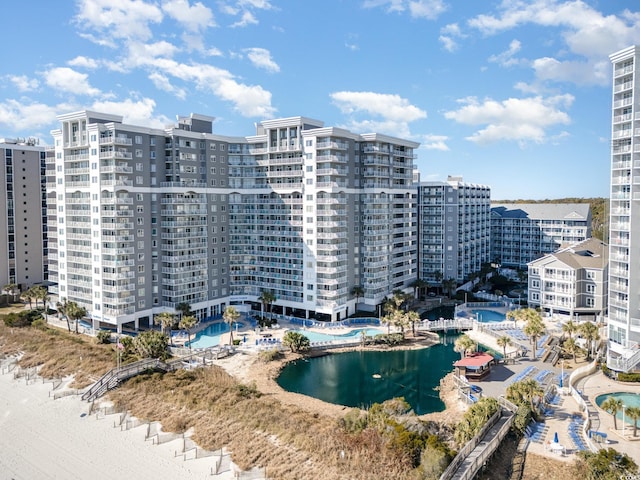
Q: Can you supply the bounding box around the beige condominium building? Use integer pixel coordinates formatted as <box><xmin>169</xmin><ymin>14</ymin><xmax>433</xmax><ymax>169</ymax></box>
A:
<box><xmin>47</xmin><ymin>110</ymin><xmax>419</xmax><ymax>331</ymax></box>
<box><xmin>491</xmin><ymin>203</ymin><xmax>591</xmax><ymax>269</ymax></box>
<box><xmin>0</xmin><ymin>139</ymin><xmax>48</xmax><ymax>291</ymax></box>
<box><xmin>607</xmin><ymin>45</ymin><xmax>640</xmax><ymax>373</ymax></box>
<box><xmin>527</xmin><ymin>237</ymin><xmax>608</xmax><ymax>321</ymax></box>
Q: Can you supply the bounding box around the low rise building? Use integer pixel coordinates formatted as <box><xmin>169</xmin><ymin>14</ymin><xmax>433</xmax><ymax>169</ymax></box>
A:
<box><xmin>527</xmin><ymin>237</ymin><xmax>608</xmax><ymax>321</ymax></box>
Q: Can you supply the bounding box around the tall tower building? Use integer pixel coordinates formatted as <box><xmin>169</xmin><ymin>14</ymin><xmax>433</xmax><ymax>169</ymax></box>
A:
<box><xmin>417</xmin><ymin>176</ymin><xmax>491</xmax><ymax>285</ymax></box>
<box><xmin>0</xmin><ymin>139</ymin><xmax>48</xmax><ymax>291</ymax></box>
<box><xmin>607</xmin><ymin>46</ymin><xmax>640</xmax><ymax>372</ymax></box>
<box><xmin>47</xmin><ymin>111</ymin><xmax>419</xmax><ymax>330</ymax></box>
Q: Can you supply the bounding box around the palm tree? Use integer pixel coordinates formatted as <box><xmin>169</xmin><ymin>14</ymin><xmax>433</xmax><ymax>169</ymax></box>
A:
<box><xmin>579</xmin><ymin>321</ymin><xmax>600</xmax><ymax>360</ymax></box>
<box><xmin>258</xmin><ymin>290</ymin><xmax>277</xmax><ymax>323</ymax></box>
<box><xmin>175</xmin><ymin>302</ymin><xmax>192</xmax><ymax>319</ymax></box>
<box><xmin>562</xmin><ymin>319</ymin><xmax>578</xmax><ymax>340</ymax></box>
<box><xmin>2</xmin><ymin>283</ymin><xmax>18</xmax><ymax>303</ymax></box>
<box><xmin>66</xmin><ymin>301</ymin><xmax>88</xmax><ymax>334</ymax></box>
<box><xmin>563</xmin><ymin>337</ymin><xmax>580</xmax><ymax>362</ymax></box>
<box><xmin>410</xmin><ymin>278</ymin><xmax>427</xmax><ymax>300</ymax></box>
<box><xmin>179</xmin><ymin>314</ymin><xmax>198</xmax><ymax>354</ymax></box>
<box><xmin>496</xmin><ymin>335</ymin><xmax>512</xmax><ymax>359</ymax></box>
<box><xmin>32</xmin><ymin>286</ymin><xmax>48</xmax><ymax>310</ymax></box>
<box><xmin>157</xmin><ymin>312</ymin><xmax>175</xmax><ymax>338</ymax></box>
<box><xmin>406</xmin><ymin>310</ymin><xmax>420</xmax><ymax>337</ymax></box>
<box><xmin>223</xmin><ymin>306</ymin><xmax>240</xmax><ymax>346</ymax></box>
<box><xmin>56</xmin><ymin>298</ymin><xmax>71</xmax><ymax>332</ymax></box>
<box><xmin>626</xmin><ymin>406</ymin><xmax>640</xmax><ymax>437</ymax></box>
<box><xmin>442</xmin><ymin>278</ymin><xmax>457</xmax><ymax>299</ymax></box>
<box><xmin>454</xmin><ymin>334</ymin><xmax>476</xmax><ymax>359</ymax></box>
<box><xmin>507</xmin><ymin>379</ymin><xmax>543</xmax><ymax>410</ymax></box>
<box><xmin>433</xmin><ymin>270</ymin><xmax>443</xmax><ymax>295</ymax></box>
<box><xmin>351</xmin><ymin>285</ymin><xmax>364</xmax><ymax>306</ymax></box>
<box><xmin>522</xmin><ymin>312</ymin><xmax>546</xmax><ymax>360</ymax></box>
<box><xmin>21</xmin><ymin>288</ymin><xmax>35</xmax><ymax>309</ymax></box>
<box><xmin>601</xmin><ymin>396</ymin><xmax>623</xmax><ymax>430</ymax></box>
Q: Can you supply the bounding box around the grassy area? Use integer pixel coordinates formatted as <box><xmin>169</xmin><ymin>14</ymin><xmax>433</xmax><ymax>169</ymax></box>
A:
<box><xmin>0</xmin><ymin>318</ymin><xmax>423</xmax><ymax>479</ymax></box>
<box><xmin>0</xmin><ymin>316</ymin><xmax>115</xmax><ymax>387</ymax></box>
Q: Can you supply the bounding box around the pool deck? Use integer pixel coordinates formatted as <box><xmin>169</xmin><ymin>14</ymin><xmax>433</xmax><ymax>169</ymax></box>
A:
<box><xmin>464</xmin><ymin>323</ymin><xmax>640</xmax><ymax>465</ymax></box>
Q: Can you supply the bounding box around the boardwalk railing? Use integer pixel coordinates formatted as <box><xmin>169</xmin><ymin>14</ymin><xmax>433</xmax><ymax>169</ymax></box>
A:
<box><xmin>419</xmin><ymin>318</ymin><xmax>475</xmax><ymax>332</ymax></box>
<box><xmin>439</xmin><ymin>397</ymin><xmax>518</xmax><ymax>480</ymax></box>
<box><xmin>81</xmin><ymin>358</ymin><xmax>174</xmax><ymax>402</ymax></box>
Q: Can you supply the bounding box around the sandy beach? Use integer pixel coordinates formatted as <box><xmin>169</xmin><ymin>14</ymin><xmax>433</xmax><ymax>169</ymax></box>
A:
<box><xmin>0</xmin><ymin>367</ymin><xmax>236</xmax><ymax>480</ymax></box>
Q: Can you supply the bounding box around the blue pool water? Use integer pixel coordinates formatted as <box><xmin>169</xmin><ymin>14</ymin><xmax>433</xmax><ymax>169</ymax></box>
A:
<box><xmin>472</xmin><ymin>309</ymin><xmax>506</xmax><ymax>323</ymax></box>
<box><xmin>595</xmin><ymin>392</ymin><xmax>640</xmax><ymax>424</ymax></box>
<box><xmin>291</xmin><ymin>328</ymin><xmax>385</xmax><ymax>343</ymax></box>
<box><xmin>187</xmin><ymin>322</ymin><xmax>244</xmax><ymax>349</ymax></box>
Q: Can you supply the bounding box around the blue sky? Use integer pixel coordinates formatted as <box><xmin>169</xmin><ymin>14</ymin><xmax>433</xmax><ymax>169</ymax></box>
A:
<box><xmin>2</xmin><ymin>1</ymin><xmax>640</xmax><ymax>199</ymax></box>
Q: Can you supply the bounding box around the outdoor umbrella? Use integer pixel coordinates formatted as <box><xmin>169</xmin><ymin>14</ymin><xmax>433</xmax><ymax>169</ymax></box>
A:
<box><xmin>553</xmin><ymin>432</ymin><xmax>559</xmax><ymax>443</ymax></box>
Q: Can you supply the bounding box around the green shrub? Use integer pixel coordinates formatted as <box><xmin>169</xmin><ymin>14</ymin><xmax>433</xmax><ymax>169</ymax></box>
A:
<box><xmin>2</xmin><ymin>310</ymin><xmax>43</xmax><ymax>327</ymax></box>
<box><xmin>31</xmin><ymin>318</ymin><xmax>48</xmax><ymax>330</ymax></box>
<box><xmin>617</xmin><ymin>372</ymin><xmax>640</xmax><ymax>382</ymax></box>
<box><xmin>96</xmin><ymin>330</ymin><xmax>112</xmax><ymax>344</ymax></box>
<box><xmin>257</xmin><ymin>348</ymin><xmax>282</xmax><ymax>362</ymax></box>
<box><xmin>282</xmin><ymin>331</ymin><xmax>310</xmax><ymax>353</ymax></box>
<box><xmin>236</xmin><ymin>381</ymin><xmax>261</xmax><ymax>399</ymax></box>
<box><xmin>512</xmin><ymin>404</ymin><xmax>533</xmax><ymax>436</ymax></box>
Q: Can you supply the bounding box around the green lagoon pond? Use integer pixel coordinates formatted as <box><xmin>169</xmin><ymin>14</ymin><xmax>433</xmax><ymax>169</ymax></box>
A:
<box><xmin>276</xmin><ymin>334</ymin><xmax>460</xmax><ymax>415</ymax></box>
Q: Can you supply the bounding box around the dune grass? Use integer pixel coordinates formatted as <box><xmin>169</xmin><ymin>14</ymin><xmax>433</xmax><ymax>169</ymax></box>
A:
<box><xmin>1</xmin><ymin>319</ymin><xmax>417</xmax><ymax>479</ymax></box>
<box><xmin>0</xmin><ymin>320</ymin><xmax>116</xmax><ymax>386</ymax></box>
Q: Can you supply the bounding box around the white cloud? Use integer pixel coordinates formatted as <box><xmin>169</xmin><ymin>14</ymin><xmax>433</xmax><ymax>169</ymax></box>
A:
<box><xmin>75</xmin><ymin>0</ymin><xmax>163</xmax><ymax>42</ymax></box>
<box><xmin>230</xmin><ymin>10</ymin><xmax>258</xmax><ymax>27</ymax></box>
<box><xmin>90</xmin><ymin>97</ymin><xmax>172</xmax><ymax>128</ymax></box>
<box><xmin>532</xmin><ymin>57</ymin><xmax>609</xmax><ymax>86</ymax></box>
<box><xmin>136</xmin><ymin>58</ymin><xmax>274</xmax><ymax>117</ymax></box>
<box><xmin>43</xmin><ymin>67</ymin><xmax>101</xmax><ymax>97</ymax></box>
<box><xmin>67</xmin><ymin>56</ymin><xmax>100</xmax><ymax>69</ymax></box>
<box><xmin>148</xmin><ymin>72</ymin><xmax>187</xmax><ymax>100</ymax></box>
<box><xmin>243</xmin><ymin>48</ymin><xmax>280</xmax><ymax>73</ymax></box>
<box><xmin>444</xmin><ymin>94</ymin><xmax>574</xmax><ymax>145</ymax></box>
<box><xmin>363</xmin><ymin>0</ymin><xmax>447</xmax><ymax>19</ymax></box>
<box><xmin>0</xmin><ymin>99</ymin><xmax>66</xmax><ymax>131</ymax></box>
<box><xmin>6</xmin><ymin>75</ymin><xmax>39</xmax><ymax>92</ymax></box>
<box><xmin>330</xmin><ymin>91</ymin><xmax>426</xmax><ymax>138</ymax></box>
<box><xmin>331</xmin><ymin>91</ymin><xmax>427</xmax><ymax>122</ymax></box>
<box><xmin>467</xmin><ymin>0</ymin><xmax>640</xmax><ymax>85</ymax></box>
<box><xmin>162</xmin><ymin>0</ymin><xmax>215</xmax><ymax>31</ymax></box>
<box><xmin>488</xmin><ymin>39</ymin><xmax>523</xmax><ymax>67</ymax></box>
<box><xmin>439</xmin><ymin>23</ymin><xmax>465</xmax><ymax>52</ymax></box>
<box><xmin>420</xmin><ymin>134</ymin><xmax>449</xmax><ymax>151</ymax></box>
<box><xmin>408</xmin><ymin>0</ymin><xmax>447</xmax><ymax>20</ymax></box>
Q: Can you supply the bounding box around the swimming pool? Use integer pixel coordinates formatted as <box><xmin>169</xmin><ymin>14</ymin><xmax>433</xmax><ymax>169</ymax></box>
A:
<box><xmin>595</xmin><ymin>392</ymin><xmax>640</xmax><ymax>424</ymax></box>
<box><xmin>291</xmin><ymin>328</ymin><xmax>385</xmax><ymax>343</ymax></box>
<box><xmin>472</xmin><ymin>309</ymin><xmax>506</xmax><ymax>323</ymax></box>
<box><xmin>186</xmin><ymin>321</ymin><xmax>244</xmax><ymax>349</ymax></box>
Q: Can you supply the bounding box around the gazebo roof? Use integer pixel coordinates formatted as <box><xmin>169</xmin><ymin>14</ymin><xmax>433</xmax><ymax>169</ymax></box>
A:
<box><xmin>454</xmin><ymin>352</ymin><xmax>494</xmax><ymax>368</ymax></box>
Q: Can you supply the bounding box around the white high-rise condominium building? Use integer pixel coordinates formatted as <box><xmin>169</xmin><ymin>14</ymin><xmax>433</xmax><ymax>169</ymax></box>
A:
<box><xmin>0</xmin><ymin>139</ymin><xmax>48</xmax><ymax>291</ymax></box>
<box><xmin>47</xmin><ymin>111</ymin><xmax>418</xmax><ymax>330</ymax></box>
<box><xmin>607</xmin><ymin>46</ymin><xmax>640</xmax><ymax>373</ymax></box>
<box><xmin>417</xmin><ymin>176</ymin><xmax>491</xmax><ymax>285</ymax></box>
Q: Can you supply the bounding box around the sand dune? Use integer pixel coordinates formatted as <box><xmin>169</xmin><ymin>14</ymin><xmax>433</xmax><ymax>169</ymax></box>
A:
<box><xmin>0</xmin><ymin>370</ymin><xmax>236</xmax><ymax>480</ymax></box>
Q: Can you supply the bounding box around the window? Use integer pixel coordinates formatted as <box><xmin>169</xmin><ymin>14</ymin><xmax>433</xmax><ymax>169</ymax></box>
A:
<box><xmin>136</xmin><ymin>162</ymin><xmax>143</xmax><ymax>171</ymax></box>
<box><xmin>135</xmin><ymin>135</ymin><xmax>142</xmax><ymax>144</ymax></box>
<box><xmin>136</xmin><ymin>150</ymin><xmax>143</xmax><ymax>158</ymax></box>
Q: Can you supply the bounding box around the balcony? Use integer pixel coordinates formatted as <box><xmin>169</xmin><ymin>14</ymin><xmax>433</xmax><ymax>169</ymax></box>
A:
<box><xmin>100</xmin><ymin>165</ymin><xmax>133</xmax><ymax>174</ymax></box>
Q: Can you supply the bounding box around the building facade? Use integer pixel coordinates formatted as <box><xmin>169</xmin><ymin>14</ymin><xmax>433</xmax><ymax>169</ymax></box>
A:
<box><xmin>47</xmin><ymin>111</ymin><xmax>418</xmax><ymax>330</ymax></box>
<box><xmin>417</xmin><ymin>176</ymin><xmax>491</xmax><ymax>284</ymax></box>
<box><xmin>607</xmin><ymin>46</ymin><xmax>640</xmax><ymax>372</ymax></box>
<box><xmin>491</xmin><ymin>203</ymin><xmax>591</xmax><ymax>269</ymax></box>
<box><xmin>527</xmin><ymin>237</ymin><xmax>608</xmax><ymax>320</ymax></box>
<box><xmin>0</xmin><ymin>139</ymin><xmax>48</xmax><ymax>291</ymax></box>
